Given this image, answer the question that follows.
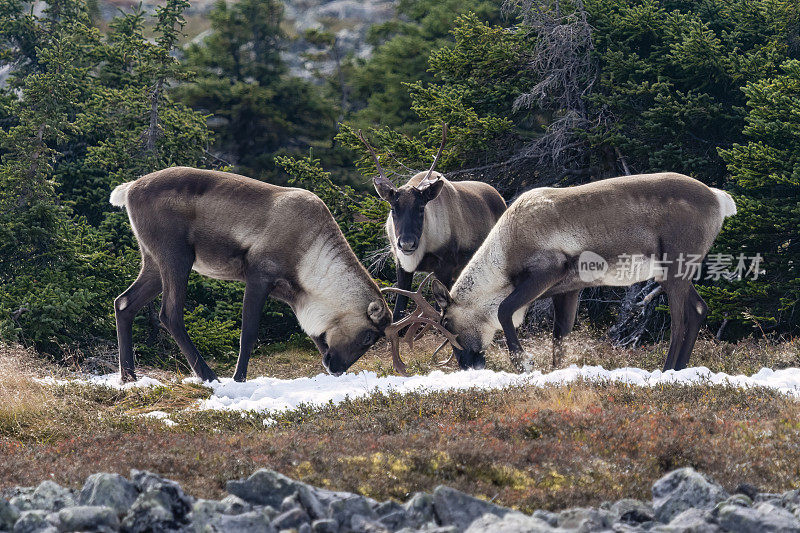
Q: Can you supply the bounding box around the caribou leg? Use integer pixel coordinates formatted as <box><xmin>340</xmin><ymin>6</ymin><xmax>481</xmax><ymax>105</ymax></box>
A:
<box><xmin>115</xmin><ymin>253</ymin><xmax>162</xmax><ymax>382</ymax></box>
<box><xmin>552</xmin><ymin>290</ymin><xmax>580</xmax><ymax>368</ymax></box>
<box><xmin>675</xmin><ymin>284</ymin><xmax>708</xmax><ymax>371</ymax></box>
<box><xmin>158</xmin><ymin>253</ymin><xmax>218</xmax><ymax>382</ymax></box>
<box><xmin>392</xmin><ymin>266</ymin><xmax>414</xmax><ymax>321</ymax></box>
<box><xmin>660</xmin><ymin>280</ymin><xmax>688</xmax><ymax>372</ymax></box>
<box><xmin>498</xmin><ymin>267</ymin><xmax>566</xmax><ymax>369</ymax></box>
<box><xmin>233</xmin><ymin>279</ymin><xmax>274</xmax><ymax>382</ymax></box>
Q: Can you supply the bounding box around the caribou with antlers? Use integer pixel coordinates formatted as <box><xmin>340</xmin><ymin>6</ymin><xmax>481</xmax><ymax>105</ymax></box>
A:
<box><xmin>359</xmin><ymin>125</ymin><xmax>506</xmax><ymax>321</ymax></box>
<box><xmin>427</xmin><ymin>173</ymin><xmax>737</xmax><ymax>372</ymax></box>
<box><xmin>110</xmin><ymin>167</ymin><xmax>391</xmax><ymax>382</ymax></box>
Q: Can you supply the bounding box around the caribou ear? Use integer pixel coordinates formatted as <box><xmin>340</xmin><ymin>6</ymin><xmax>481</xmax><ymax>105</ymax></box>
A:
<box><xmin>431</xmin><ymin>278</ymin><xmax>452</xmax><ymax>310</ymax></box>
<box><xmin>368</xmin><ymin>299</ymin><xmax>390</xmax><ymax>328</ymax></box>
<box><xmin>421</xmin><ymin>178</ymin><xmax>445</xmax><ymax>203</ymax></box>
<box><xmin>374</xmin><ymin>178</ymin><xmax>396</xmax><ymax>202</ymax></box>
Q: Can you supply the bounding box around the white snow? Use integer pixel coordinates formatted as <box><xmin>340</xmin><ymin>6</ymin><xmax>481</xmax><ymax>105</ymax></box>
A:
<box><xmin>198</xmin><ymin>364</ymin><xmax>800</xmax><ymax>413</ymax></box>
<box><xmin>35</xmin><ymin>365</ymin><xmax>800</xmax><ymax>417</ymax></box>
<box><xmin>36</xmin><ymin>374</ymin><xmax>164</xmax><ymax>389</ymax></box>
<box><xmin>140</xmin><ymin>410</ymin><xmax>177</xmax><ymax>427</ymax></box>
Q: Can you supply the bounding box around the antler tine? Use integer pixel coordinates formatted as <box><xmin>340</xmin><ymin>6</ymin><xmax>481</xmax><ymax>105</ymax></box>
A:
<box><xmin>422</xmin><ymin>122</ymin><xmax>448</xmax><ymax>183</ymax></box>
<box><xmin>380</xmin><ymin>273</ymin><xmax>441</xmax><ymax>320</ymax></box>
<box><xmin>357</xmin><ymin>129</ymin><xmax>390</xmax><ymax>184</ymax></box>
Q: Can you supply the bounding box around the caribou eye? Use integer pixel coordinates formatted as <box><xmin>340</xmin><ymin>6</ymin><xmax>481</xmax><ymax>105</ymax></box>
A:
<box><xmin>442</xmin><ymin>318</ymin><xmax>451</xmax><ymax>330</ymax></box>
<box><xmin>361</xmin><ymin>330</ymin><xmax>377</xmax><ymax>346</ymax></box>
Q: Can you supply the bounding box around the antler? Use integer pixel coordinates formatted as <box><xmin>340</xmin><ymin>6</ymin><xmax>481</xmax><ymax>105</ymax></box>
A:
<box><xmin>418</xmin><ymin>122</ymin><xmax>449</xmax><ymax>188</ymax></box>
<box><xmin>380</xmin><ymin>273</ymin><xmax>462</xmax><ymax>376</ymax></box>
<box><xmin>357</xmin><ymin>129</ymin><xmax>393</xmax><ymax>189</ymax></box>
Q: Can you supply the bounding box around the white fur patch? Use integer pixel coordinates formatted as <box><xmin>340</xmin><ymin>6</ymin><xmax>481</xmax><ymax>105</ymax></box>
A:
<box><xmin>711</xmin><ymin>188</ymin><xmax>737</xmax><ymax>219</ymax></box>
<box><xmin>110</xmin><ymin>182</ymin><xmax>132</xmax><ymax>207</ymax></box>
<box><xmin>116</xmin><ymin>297</ymin><xmax>128</xmax><ymax>311</ymax></box>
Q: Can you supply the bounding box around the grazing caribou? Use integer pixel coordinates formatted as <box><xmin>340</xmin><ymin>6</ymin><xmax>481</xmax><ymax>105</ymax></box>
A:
<box><xmin>428</xmin><ymin>173</ymin><xmax>737</xmax><ymax>372</ymax></box>
<box><xmin>110</xmin><ymin>167</ymin><xmax>391</xmax><ymax>382</ymax></box>
<box><xmin>358</xmin><ymin>126</ymin><xmax>506</xmax><ymax>320</ymax></box>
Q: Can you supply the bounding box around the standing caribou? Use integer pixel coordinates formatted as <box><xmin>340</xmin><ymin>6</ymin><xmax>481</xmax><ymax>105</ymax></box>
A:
<box><xmin>359</xmin><ymin>125</ymin><xmax>506</xmax><ymax>320</ymax></box>
<box><xmin>426</xmin><ymin>173</ymin><xmax>737</xmax><ymax>372</ymax></box>
<box><xmin>110</xmin><ymin>167</ymin><xmax>391</xmax><ymax>382</ymax></box>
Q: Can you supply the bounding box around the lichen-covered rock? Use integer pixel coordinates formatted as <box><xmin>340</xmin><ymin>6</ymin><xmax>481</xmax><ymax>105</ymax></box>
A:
<box><xmin>226</xmin><ymin>469</ymin><xmax>307</xmax><ymax>509</ymax></box>
<box><xmin>350</xmin><ymin>513</ymin><xmax>390</xmax><ymax>533</ymax></box>
<box><xmin>530</xmin><ymin>510</ymin><xmax>558</xmax><ymax>528</ymax></box>
<box><xmin>219</xmin><ymin>495</ymin><xmax>253</xmax><ymax>516</ymax></box>
<box><xmin>403</xmin><ymin>493</ymin><xmax>434</xmax><ymax>530</ymax></box>
<box><xmin>1</xmin><ymin>500</ymin><xmax>20</xmax><ymax>531</ymax></box>
<box><xmin>79</xmin><ymin>473</ymin><xmax>139</xmax><ymax>517</ymax></box>
<box><xmin>717</xmin><ymin>502</ymin><xmax>800</xmax><ymax>533</ymax></box>
<box><xmin>10</xmin><ymin>482</ymin><xmax>75</xmax><ymax>513</ymax></box>
<box><xmin>55</xmin><ymin>505</ymin><xmax>119</xmax><ymax>533</ymax></box>
<box><xmin>652</xmin><ymin>468</ymin><xmax>728</xmax><ymax>523</ymax></box>
<box><xmin>463</xmin><ymin>512</ymin><xmax>555</xmax><ymax>533</ymax></box>
<box><xmin>431</xmin><ymin>487</ymin><xmax>513</xmax><ymax>533</ymax></box>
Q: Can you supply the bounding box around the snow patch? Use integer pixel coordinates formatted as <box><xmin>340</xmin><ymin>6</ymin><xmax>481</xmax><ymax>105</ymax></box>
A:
<box><xmin>37</xmin><ymin>374</ymin><xmax>164</xmax><ymax>390</ymax></box>
<box><xmin>140</xmin><ymin>410</ymin><xmax>177</xmax><ymax>427</ymax></box>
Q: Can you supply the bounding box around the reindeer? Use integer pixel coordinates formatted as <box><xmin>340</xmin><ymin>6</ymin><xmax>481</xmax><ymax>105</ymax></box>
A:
<box><xmin>427</xmin><ymin>173</ymin><xmax>737</xmax><ymax>372</ymax></box>
<box><xmin>358</xmin><ymin>125</ymin><xmax>506</xmax><ymax>320</ymax></box>
<box><xmin>110</xmin><ymin>167</ymin><xmax>391</xmax><ymax>383</ymax></box>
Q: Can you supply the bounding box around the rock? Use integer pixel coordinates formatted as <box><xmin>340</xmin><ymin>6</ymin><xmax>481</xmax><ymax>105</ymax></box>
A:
<box><xmin>351</xmin><ymin>513</ymin><xmax>390</xmax><ymax>532</ymax></box>
<box><xmin>311</xmin><ymin>518</ymin><xmax>339</xmax><ymax>533</ymax></box>
<box><xmin>463</xmin><ymin>512</ymin><xmax>555</xmax><ymax>532</ymax></box>
<box><xmin>280</xmin><ymin>492</ymin><xmax>301</xmax><ymax>512</ymax></box>
<box><xmin>10</xmin><ymin>482</ymin><xmax>75</xmax><ymax>512</ymax></box>
<box><xmin>611</xmin><ymin>499</ymin><xmax>654</xmax><ymax>525</ymax></box>
<box><xmin>717</xmin><ymin>502</ymin><xmax>800</xmax><ymax>533</ymax></box>
<box><xmin>734</xmin><ymin>483</ymin><xmax>760</xmax><ymax>501</ymax></box>
<box><xmin>328</xmin><ymin>496</ymin><xmax>378</xmax><ymax>528</ymax></box>
<box><xmin>379</xmin><ymin>510</ymin><xmax>408</xmax><ymax>531</ymax></box>
<box><xmin>121</xmin><ymin>472</ymin><xmax>193</xmax><ymax>533</ymax></box>
<box><xmin>79</xmin><ymin>473</ymin><xmax>139</xmax><ymax>516</ymax></box>
<box><xmin>201</xmin><ymin>510</ymin><xmax>277</xmax><ymax>533</ymax></box>
<box><xmin>717</xmin><ymin>494</ymin><xmax>752</xmax><ymax>509</ymax></box>
<box><xmin>374</xmin><ymin>501</ymin><xmax>403</xmax><ymax>517</ymax></box>
<box><xmin>227</xmin><ymin>468</ymin><xmax>308</xmax><ymax>509</ymax></box>
<box><xmin>11</xmin><ymin>510</ymin><xmax>56</xmax><ymax>533</ymax></box>
<box><xmin>297</xmin><ymin>486</ymin><xmax>328</xmax><ymax>521</ymax></box>
<box><xmin>557</xmin><ymin>506</ymin><xmax>612</xmax><ymax>531</ymax></box>
<box><xmin>220</xmin><ymin>495</ymin><xmax>254</xmax><ymax>515</ymax></box>
<box><xmin>651</xmin><ymin>508</ymin><xmax>720</xmax><ymax>532</ymax></box>
<box><xmin>55</xmin><ymin>505</ymin><xmax>119</xmax><ymax>533</ymax></box>
<box><xmin>1</xmin><ymin>500</ymin><xmax>20</xmax><ymax>531</ymax></box>
<box><xmin>404</xmin><ymin>493</ymin><xmax>434</xmax><ymax>529</ymax></box>
<box><xmin>530</xmin><ymin>510</ymin><xmax>558</xmax><ymax>527</ymax></box>
<box><xmin>651</xmin><ymin>468</ymin><xmax>728</xmax><ymax>523</ymax></box>
<box><xmin>397</xmin><ymin>525</ymin><xmax>456</xmax><ymax>533</ymax></box>
<box><xmin>300</xmin><ymin>523</ymin><xmax>313</xmax><ymax>533</ymax></box>
<box><xmin>272</xmin><ymin>507</ymin><xmax>310</xmax><ymax>530</ymax></box>
<box><xmin>432</xmin><ymin>487</ymin><xmax>515</xmax><ymax>532</ymax></box>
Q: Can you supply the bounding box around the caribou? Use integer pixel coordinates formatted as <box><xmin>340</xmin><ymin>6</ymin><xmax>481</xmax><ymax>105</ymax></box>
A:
<box><xmin>110</xmin><ymin>167</ymin><xmax>391</xmax><ymax>382</ymax></box>
<box><xmin>359</xmin><ymin>125</ymin><xmax>506</xmax><ymax>321</ymax></box>
<box><xmin>425</xmin><ymin>173</ymin><xmax>737</xmax><ymax>372</ymax></box>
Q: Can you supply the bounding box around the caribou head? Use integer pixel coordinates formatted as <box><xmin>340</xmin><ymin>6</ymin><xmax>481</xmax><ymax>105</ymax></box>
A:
<box><xmin>358</xmin><ymin>125</ymin><xmax>448</xmax><ymax>255</ymax></box>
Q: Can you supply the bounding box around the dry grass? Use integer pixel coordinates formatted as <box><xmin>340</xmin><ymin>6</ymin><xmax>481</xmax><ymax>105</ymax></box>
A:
<box><xmin>1</xmin><ymin>333</ymin><xmax>799</xmax><ymax>511</ymax></box>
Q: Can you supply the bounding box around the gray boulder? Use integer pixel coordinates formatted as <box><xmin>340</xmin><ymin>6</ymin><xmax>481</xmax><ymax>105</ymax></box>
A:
<box><xmin>297</xmin><ymin>486</ymin><xmax>328</xmax><ymax>521</ymax></box>
<box><xmin>54</xmin><ymin>505</ymin><xmax>119</xmax><ymax>533</ymax></box>
<box><xmin>226</xmin><ymin>468</ymin><xmax>307</xmax><ymax>509</ymax></box>
<box><xmin>611</xmin><ymin>499</ymin><xmax>654</xmax><ymax>525</ymax></box>
<box><xmin>219</xmin><ymin>495</ymin><xmax>254</xmax><ymax>515</ymax></box>
<box><xmin>329</xmin><ymin>495</ymin><xmax>378</xmax><ymax>529</ymax></box>
<box><xmin>1</xmin><ymin>500</ymin><xmax>20</xmax><ymax>531</ymax></box>
<box><xmin>651</xmin><ymin>468</ymin><xmax>728</xmax><ymax>523</ymax></box>
<box><xmin>351</xmin><ymin>513</ymin><xmax>390</xmax><ymax>532</ymax></box>
<box><xmin>717</xmin><ymin>502</ymin><xmax>800</xmax><ymax>533</ymax></box>
<box><xmin>11</xmin><ymin>510</ymin><xmax>56</xmax><ymax>533</ymax></box>
<box><xmin>79</xmin><ymin>473</ymin><xmax>139</xmax><ymax>516</ymax></box>
<box><xmin>272</xmin><ymin>507</ymin><xmax>310</xmax><ymax>530</ymax></box>
<box><xmin>404</xmin><ymin>493</ymin><xmax>435</xmax><ymax>529</ymax></box>
<box><xmin>530</xmin><ymin>510</ymin><xmax>558</xmax><ymax>528</ymax></box>
<box><xmin>10</xmin><ymin>482</ymin><xmax>75</xmax><ymax>513</ymax></box>
<box><xmin>432</xmin><ymin>486</ymin><xmax>513</xmax><ymax>532</ymax></box>
<box><xmin>200</xmin><ymin>510</ymin><xmax>276</xmax><ymax>533</ymax></box>
<box><xmin>121</xmin><ymin>472</ymin><xmax>193</xmax><ymax>533</ymax></box>
<box><xmin>312</xmin><ymin>518</ymin><xmax>340</xmax><ymax>533</ymax></box>
<box><xmin>557</xmin><ymin>506</ymin><xmax>613</xmax><ymax>531</ymax></box>
<box><xmin>463</xmin><ymin>512</ymin><xmax>555</xmax><ymax>532</ymax></box>
<box><xmin>651</xmin><ymin>508</ymin><xmax>720</xmax><ymax>533</ymax></box>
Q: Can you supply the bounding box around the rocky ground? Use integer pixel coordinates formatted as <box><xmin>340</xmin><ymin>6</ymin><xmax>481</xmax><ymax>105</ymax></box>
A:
<box><xmin>2</xmin><ymin>466</ymin><xmax>800</xmax><ymax>532</ymax></box>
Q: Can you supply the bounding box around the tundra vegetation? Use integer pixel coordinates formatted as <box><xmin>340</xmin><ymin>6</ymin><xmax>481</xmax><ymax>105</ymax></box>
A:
<box><xmin>0</xmin><ymin>0</ymin><xmax>799</xmax><ymax>513</ymax></box>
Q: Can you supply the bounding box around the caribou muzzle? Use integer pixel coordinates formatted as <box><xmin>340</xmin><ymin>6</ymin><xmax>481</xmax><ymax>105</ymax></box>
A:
<box><xmin>380</xmin><ymin>274</ymin><xmax>462</xmax><ymax>376</ymax></box>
